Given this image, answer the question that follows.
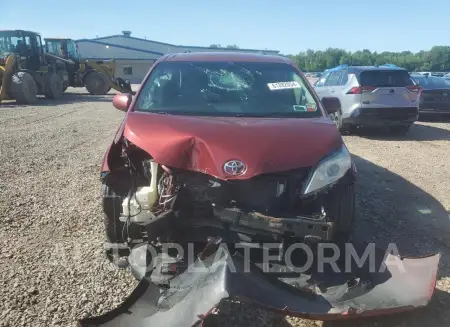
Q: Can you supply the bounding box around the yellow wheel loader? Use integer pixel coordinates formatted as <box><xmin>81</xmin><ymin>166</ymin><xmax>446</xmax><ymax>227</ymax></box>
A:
<box><xmin>0</xmin><ymin>30</ymin><xmax>65</xmax><ymax>104</ymax></box>
<box><xmin>44</xmin><ymin>38</ymin><xmax>133</xmax><ymax>95</ymax></box>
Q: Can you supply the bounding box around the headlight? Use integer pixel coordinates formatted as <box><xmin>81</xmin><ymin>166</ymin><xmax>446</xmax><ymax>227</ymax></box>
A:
<box><xmin>302</xmin><ymin>145</ymin><xmax>352</xmax><ymax>195</ymax></box>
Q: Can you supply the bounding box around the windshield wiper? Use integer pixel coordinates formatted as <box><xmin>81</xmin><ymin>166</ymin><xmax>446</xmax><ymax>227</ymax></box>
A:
<box><xmin>234</xmin><ymin>112</ymin><xmax>314</xmax><ymax>118</ymax></box>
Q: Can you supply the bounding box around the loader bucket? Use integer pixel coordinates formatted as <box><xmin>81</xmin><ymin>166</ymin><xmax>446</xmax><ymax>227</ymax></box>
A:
<box><xmin>78</xmin><ymin>241</ymin><xmax>440</xmax><ymax>327</ymax></box>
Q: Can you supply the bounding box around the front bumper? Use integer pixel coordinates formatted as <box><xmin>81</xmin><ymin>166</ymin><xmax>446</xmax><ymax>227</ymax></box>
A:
<box><xmin>419</xmin><ymin>106</ymin><xmax>450</xmax><ymax>115</ymax></box>
<box><xmin>78</xmin><ymin>241</ymin><xmax>440</xmax><ymax>327</ymax></box>
<box><xmin>210</xmin><ymin>207</ymin><xmax>333</xmax><ymax>241</ymax></box>
<box><xmin>344</xmin><ymin>107</ymin><xmax>419</xmax><ymax>126</ymax></box>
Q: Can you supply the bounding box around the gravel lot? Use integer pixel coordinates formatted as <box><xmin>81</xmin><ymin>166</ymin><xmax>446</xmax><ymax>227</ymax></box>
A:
<box><xmin>0</xmin><ymin>87</ymin><xmax>449</xmax><ymax>327</ymax></box>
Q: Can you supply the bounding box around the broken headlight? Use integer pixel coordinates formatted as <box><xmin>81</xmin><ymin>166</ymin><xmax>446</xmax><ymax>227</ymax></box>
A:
<box><xmin>302</xmin><ymin>145</ymin><xmax>352</xmax><ymax>195</ymax></box>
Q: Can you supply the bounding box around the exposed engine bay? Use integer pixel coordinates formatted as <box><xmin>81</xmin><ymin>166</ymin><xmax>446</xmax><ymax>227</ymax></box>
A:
<box><xmin>101</xmin><ymin>139</ymin><xmax>357</xmax><ymax>263</ymax></box>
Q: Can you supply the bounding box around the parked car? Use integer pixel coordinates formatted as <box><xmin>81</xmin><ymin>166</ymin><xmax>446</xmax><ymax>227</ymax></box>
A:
<box><xmin>411</xmin><ymin>74</ymin><xmax>450</xmax><ymax>116</ymax></box>
<box><xmin>314</xmin><ymin>65</ymin><xmax>421</xmax><ymax>134</ymax></box>
<box><xmin>100</xmin><ymin>52</ymin><xmax>357</xmax><ymax>264</ymax></box>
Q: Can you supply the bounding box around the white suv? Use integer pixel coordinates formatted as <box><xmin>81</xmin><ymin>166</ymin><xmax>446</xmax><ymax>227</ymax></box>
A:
<box><xmin>314</xmin><ymin>65</ymin><xmax>421</xmax><ymax>134</ymax></box>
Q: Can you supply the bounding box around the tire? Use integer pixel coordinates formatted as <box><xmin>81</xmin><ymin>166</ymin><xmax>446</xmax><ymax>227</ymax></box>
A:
<box><xmin>84</xmin><ymin>71</ymin><xmax>110</xmax><ymax>95</ymax></box>
<box><xmin>101</xmin><ymin>183</ymin><xmax>127</xmax><ymax>262</ymax></box>
<box><xmin>327</xmin><ymin>182</ymin><xmax>356</xmax><ymax>243</ymax></box>
<box><xmin>44</xmin><ymin>73</ymin><xmax>64</xmax><ymax>99</ymax></box>
<box><xmin>331</xmin><ymin>110</ymin><xmax>353</xmax><ymax>134</ymax></box>
<box><xmin>390</xmin><ymin>125</ymin><xmax>411</xmax><ymax>135</ymax></box>
<box><xmin>102</xmin><ymin>183</ymin><xmax>142</xmax><ymax>265</ymax></box>
<box><xmin>11</xmin><ymin>71</ymin><xmax>38</xmax><ymax>105</ymax></box>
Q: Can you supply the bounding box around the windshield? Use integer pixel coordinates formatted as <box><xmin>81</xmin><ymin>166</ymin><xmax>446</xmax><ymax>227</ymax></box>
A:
<box><xmin>66</xmin><ymin>40</ymin><xmax>78</xmax><ymax>60</ymax></box>
<box><xmin>45</xmin><ymin>40</ymin><xmax>60</xmax><ymax>56</ymax></box>
<box><xmin>359</xmin><ymin>69</ymin><xmax>414</xmax><ymax>87</ymax></box>
<box><xmin>135</xmin><ymin>61</ymin><xmax>322</xmax><ymax>118</ymax></box>
<box><xmin>412</xmin><ymin>75</ymin><xmax>450</xmax><ymax>89</ymax></box>
<box><xmin>0</xmin><ymin>31</ymin><xmax>22</xmax><ymax>57</ymax></box>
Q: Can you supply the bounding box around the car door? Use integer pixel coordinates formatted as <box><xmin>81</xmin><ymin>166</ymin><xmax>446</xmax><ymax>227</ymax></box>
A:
<box><xmin>323</xmin><ymin>71</ymin><xmax>342</xmax><ymax>98</ymax></box>
<box><xmin>328</xmin><ymin>70</ymin><xmax>348</xmax><ymax>96</ymax></box>
<box><xmin>313</xmin><ymin>71</ymin><xmax>331</xmax><ymax>98</ymax></box>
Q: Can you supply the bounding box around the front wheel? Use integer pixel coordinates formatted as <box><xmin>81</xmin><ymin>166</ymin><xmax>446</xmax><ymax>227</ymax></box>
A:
<box><xmin>327</xmin><ymin>182</ymin><xmax>356</xmax><ymax>243</ymax></box>
<box><xmin>11</xmin><ymin>71</ymin><xmax>38</xmax><ymax>105</ymax></box>
<box><xmin>44</xmin><ymin>73</ymin><xmax>64</xmax><ymax>99</ymax></box>
<box><xmin>331</xmin><ymin>111</ymin><xmax>353</xmax><ymax>134</ymax></box>
<box><xmin>85</xmin><ymin>71</ymin><xmax>110</xmax><ymax>95</ymax></box>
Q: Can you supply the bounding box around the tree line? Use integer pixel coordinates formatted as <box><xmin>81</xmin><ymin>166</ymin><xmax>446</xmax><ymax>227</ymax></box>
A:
<box><xmin>285</xmin><ymin>46</ymin><xmax>450</xmax><ymax>72</ymax></box>
<box><xmin>210</xmin><ymin>44</ymin><xmax>240</xmax><ymax>49</ymax></box>
<box><xmin>206</xmin><ymin>44</ymin><xmax>450</xmax><ymax>72</ymax></box>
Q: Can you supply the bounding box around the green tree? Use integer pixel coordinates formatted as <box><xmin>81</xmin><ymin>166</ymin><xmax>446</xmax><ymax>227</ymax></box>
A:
<box><xmin>281</xmin><ymin>46</ymin><xmax>450</xmax><ymax>72</ymax></box>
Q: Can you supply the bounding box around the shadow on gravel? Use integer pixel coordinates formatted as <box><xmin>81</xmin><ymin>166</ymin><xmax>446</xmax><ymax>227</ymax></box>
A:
<box><xmin>352</xmin><ymin>154</ymin><xmax>449</xmax><ymax>254</ymax></box>
<box><xmin>0</xmin><ymin>93</ymin><xmax>114</xmax><ymax>109</ymax></box>
<box><xmin>318</xmin><ymin>155</ymin><xmax>450</xmax><ymax>327</ymax></box>
<box><xmin>351</xmin><ymin>123</ymin><xmax>450</xmax><ymax>141</ymax></box>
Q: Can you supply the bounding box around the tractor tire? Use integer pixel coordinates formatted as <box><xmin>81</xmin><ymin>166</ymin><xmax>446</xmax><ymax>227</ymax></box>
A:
<box><xmin>44</xmin><ymin>73</ymin><xmax>64</xmax><ymax>99</ymax></box>
<box><xmin>84</xmin><ymin>71</ymin><xmax>110</xmax><ymax>95</ymax></box>
<box><xmin>11</xmin><ymin>71</ymin><xmax>38</xmax><ymax>105</ymax></box>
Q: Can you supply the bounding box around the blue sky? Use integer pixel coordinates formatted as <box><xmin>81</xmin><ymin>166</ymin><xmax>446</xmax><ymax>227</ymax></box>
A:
<box><xmin>2</xmin><ymin>0</ymin><xmax>448</xmax><ymax>54</ymax></box>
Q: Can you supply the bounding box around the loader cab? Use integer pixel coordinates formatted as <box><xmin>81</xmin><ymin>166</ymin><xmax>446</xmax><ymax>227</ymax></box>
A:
<box><xmin>45</xmin><ymin>38</ymin><xmax>80</xmax><ymax>62</ymax></box>
<box><xmin>0</xmin><ymin>30</ymin><xmax>44</xmax><ymax>71</ymax></box>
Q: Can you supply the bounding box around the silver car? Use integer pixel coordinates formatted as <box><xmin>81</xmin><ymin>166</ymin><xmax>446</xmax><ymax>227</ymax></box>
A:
<box><xmin>313</xmin><ymin>65</ymin><xmax>421</xmax><ymax>134</ymax></box>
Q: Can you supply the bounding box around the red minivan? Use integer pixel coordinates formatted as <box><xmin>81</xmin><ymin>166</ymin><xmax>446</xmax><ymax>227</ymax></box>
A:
<box><xmin>100</xmin><ymin>51</ymin><xmax>357</xmax><ymax>262</ymax></box>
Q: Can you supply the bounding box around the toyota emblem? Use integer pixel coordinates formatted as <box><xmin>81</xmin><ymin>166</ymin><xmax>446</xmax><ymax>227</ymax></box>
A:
<box><xmin>223</xmin><ymin>160</ymin><xmax>247</xmax><ymax>176</ymax></box>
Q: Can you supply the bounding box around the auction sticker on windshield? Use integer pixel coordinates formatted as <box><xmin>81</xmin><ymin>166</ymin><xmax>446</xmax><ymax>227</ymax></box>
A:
<box><xmin>267</xmin><ymin>81</ymin><xmax>301</xmax><ymax>90</ymax></box>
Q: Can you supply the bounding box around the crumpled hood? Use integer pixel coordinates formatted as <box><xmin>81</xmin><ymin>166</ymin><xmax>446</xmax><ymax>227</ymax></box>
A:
<box><xmin>123</xmin><ymin>112</ymin><xmax>342</xmax><ymax>179</ymax></box>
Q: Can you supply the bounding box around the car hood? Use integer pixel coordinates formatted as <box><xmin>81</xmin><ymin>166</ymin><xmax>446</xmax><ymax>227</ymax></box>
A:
<box><xmin>123</xmin><ymin>112</ymin><xmax>342</xmax><ymax>180</ymax></box>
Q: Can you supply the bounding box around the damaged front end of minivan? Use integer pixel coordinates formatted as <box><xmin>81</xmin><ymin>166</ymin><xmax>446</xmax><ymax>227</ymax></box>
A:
<box><xmin>100</xmin><ymin>116</ymin><xmax>357</xmax><ymax>265</ymax></box>
<box><xmin>83</xmin><ymin>112</ymin><xmax>439</xmax><ymax>326</ymax></box>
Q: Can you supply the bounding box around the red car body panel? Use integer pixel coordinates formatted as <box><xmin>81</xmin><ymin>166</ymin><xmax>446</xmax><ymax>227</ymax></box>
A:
<box><xmin>122</xmin><ymin>112</ymin><xmax>342</xmax><ymax>179</ymax></box>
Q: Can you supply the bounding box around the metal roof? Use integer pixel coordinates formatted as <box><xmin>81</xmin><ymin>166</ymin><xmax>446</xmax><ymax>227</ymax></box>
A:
<box><xmin>0</xmin><ymin>29</ymin><xmax>40</xmax><ymax>35</ymax></box>
<box><xmin>78</xmin><ymin>34</ymin><xmax>280</xmax><ymax>54</ymax></box>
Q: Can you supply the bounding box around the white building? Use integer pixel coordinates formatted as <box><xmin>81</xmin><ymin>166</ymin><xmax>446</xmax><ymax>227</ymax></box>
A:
<box><xmin>76</xmin><ymin>31</ymin><xmax>280</xmax><ymax>83</ymax></box>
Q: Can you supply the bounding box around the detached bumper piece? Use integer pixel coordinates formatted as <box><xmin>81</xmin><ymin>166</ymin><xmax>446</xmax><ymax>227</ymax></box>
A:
<box><xmin>78</xmin><ymin>244</ymin><xmax>440</xmax><ymax>327</ymax></box>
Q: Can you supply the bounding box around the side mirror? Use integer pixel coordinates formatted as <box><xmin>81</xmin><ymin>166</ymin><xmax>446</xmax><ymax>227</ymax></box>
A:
<box><xmin>321</xmin><ymin>97</ymin><xmax>341</xmax><ymax>115</ymax></box>
<box><xmin>113</xmin><ymin>93</ymin><xmax>132</xmax><ymax>112</ymax></box>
